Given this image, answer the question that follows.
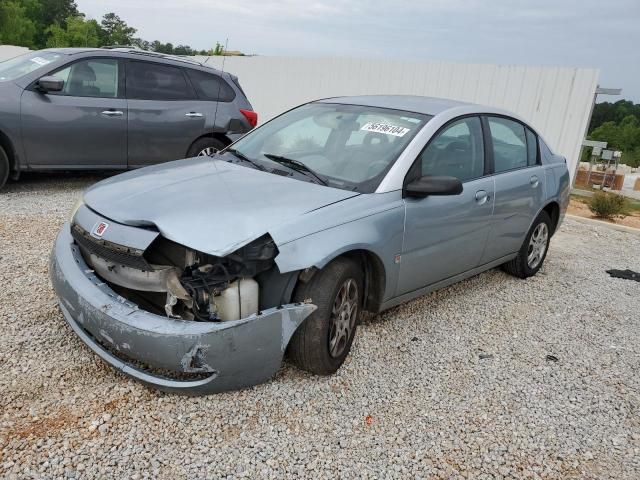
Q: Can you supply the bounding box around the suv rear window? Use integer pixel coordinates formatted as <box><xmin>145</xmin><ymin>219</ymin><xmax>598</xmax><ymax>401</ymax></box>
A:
<box><xmin>126</xmin><ymin>61</ymin><xmax>194</xmax><ymax>100</ymax></box>
<box><xmin>186</xmin><ymin>69</ymin><xmax>235</xmax><ymax>102</ymax></box>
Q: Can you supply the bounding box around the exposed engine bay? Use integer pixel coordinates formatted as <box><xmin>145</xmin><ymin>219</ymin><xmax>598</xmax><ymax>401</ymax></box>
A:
<box><xmin>72</xmin><ymin>223</ymin><xmax>284</xmax><ymax>322</ymax></box>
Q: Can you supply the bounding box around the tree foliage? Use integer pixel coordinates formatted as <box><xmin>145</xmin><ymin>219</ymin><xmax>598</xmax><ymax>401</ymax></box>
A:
<box><xmin>0</xmin><ymin>1</ymin><xmax>37</xmax><ymax>47</ymax></box>
<box><xmin>100</xmin><ymin>12</ymin><xmax>136</xmax><ymax>46</ymax></box>
<box><xmin>587</xmin><ymin>100</ymin><xmax>640</xmax><ymax>168</ymax></box>
<box><xmin>46</xmin><ymin>15</ymin><xmax>101</xmax><ymax>48</ymax></box>
<box><xmin>0</xmin><ymin>0</ymin><xmax>227</xmax><ymax>56</ymax></box>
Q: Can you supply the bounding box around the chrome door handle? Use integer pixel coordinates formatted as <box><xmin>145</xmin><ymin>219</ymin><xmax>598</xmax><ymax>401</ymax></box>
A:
<box><xmin>101</xmin><ymin>110</ymin><xmax>123</xmax><ymax>117</ymax></box>
<box><xmin>475</xmin><ymin>190</ymin><xmax>490</xmax><ymax>205</ymax></box>
<box><xmin>185</xmin><ymin>112</ymin><xmax>203</xmax><ymax>118</ymax></box>
<box><xmin>530</xmin><ymin>175</ymin><xmax>539</xmax><ymax>187</ymax></box>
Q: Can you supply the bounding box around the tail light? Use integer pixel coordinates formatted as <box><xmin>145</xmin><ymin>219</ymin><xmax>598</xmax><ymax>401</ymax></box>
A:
<box><xmin>240</xmin><ymin>109</ymin><xmax>258</xmax><ymax>128</ymax></box>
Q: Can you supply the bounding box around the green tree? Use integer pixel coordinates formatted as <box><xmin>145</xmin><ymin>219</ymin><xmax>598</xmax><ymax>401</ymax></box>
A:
<box><xmin>150</xmin><ymin>41</ymin><xmax>174</xmax><ymax>54</ymax></box>
<box><xmin>101</xmin><ymin>12</ymin><xmax>136</xmax><ymax>46</ymax></box>
<box><xmin>173</xmin><ymin>44</ymin><xmax>194</xmax><ymax>55</ymax></box>
<box><xmin>0</xmin><ymin>0</ymin><xmax>37</xmax><ymax>47</ymax></box>
<box><xmin>45</xmin><ymin>15</ymin><xmax>101</xmax><ymax>47</ymax></box>
<box><xmin>32</xmin><ymin>0</ymin><xmax>79</xmax><ymax>48</ymax></box>
<box><xmin>590</xmin><ymin>115</ymin><xmax>640</xmax><ymax>168</ymax></box>
<box><xmin>212</xmin><ymin>41</ymin><xmax>224</xmax><ymax>55</ymax></box>
<box><xmin>132</xmin><ymin>37</ymin><xmax>150</xmax><ymax>50</ymax></box>
<box><xmin>590</xmin><ymin>100</ymin><xmax>640</xmax><ymax>133</ymax></box>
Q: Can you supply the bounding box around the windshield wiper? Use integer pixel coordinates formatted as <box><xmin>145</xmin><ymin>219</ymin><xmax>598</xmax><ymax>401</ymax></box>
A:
<box><xmin>225</xmin><ymin>148</ymin><xmax>266</xmax><ymax>171</ymax></box>
<box><xmin>263</xmin><ymin>153</ymin><xmax>327</xmax><ymax>186</ymax></box>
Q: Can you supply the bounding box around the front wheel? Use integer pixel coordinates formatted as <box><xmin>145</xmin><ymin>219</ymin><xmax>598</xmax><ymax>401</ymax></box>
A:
<box><xmin>502</xmin><ymin>210</ymin><xmax>552</xmax><ymax>279</ymax></box>
<box><xmin>288</xmin><ymin>257</ymin><xmax>363</xmax><ymax>375</ymax></box>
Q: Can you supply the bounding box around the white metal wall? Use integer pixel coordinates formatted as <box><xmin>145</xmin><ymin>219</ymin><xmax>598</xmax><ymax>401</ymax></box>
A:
<box><xmin>0</xmin><ymin>46</ymin><xmax>598</xmax><ymax>176</ymax></box>
<box><xmin>195</xmin><ymin>56</ymin><xmax>599</xmax><ymax>176</ymax></box>
<box><xmin>0</xmin><ymin>45</ymin><xmax>30</xmax><ymax>60</ymax></box>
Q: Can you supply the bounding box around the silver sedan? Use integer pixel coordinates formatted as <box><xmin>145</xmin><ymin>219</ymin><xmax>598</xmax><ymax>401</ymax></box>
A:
<box><xmin>51</xmin><ymin>95</ymin><xmax>570</xmax><ymax>394</ymax></box>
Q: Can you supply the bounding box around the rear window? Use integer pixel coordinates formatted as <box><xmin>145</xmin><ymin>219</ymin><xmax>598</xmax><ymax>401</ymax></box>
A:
<box><xmin>186</xmin><ymin>69</ymin><xmax>235</xmax><ymax>102</ymax></box>
<box><xmin>126</xmin><ymin>61</ymin><xmax>194</xmax><ymax>100</ymax></box>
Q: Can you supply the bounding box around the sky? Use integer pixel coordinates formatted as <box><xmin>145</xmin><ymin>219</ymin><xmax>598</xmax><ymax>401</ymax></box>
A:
<box><xmin>76</xmin><ymin>0</ymin><xmax>640</xmax><ymax>102</ymax></box>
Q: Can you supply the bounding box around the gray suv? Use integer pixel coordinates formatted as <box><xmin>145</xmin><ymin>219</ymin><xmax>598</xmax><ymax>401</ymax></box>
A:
<box><xmin>0</xmin><ymin>48</ymin><xmax>256</xmax><ymax>190</ymax></box>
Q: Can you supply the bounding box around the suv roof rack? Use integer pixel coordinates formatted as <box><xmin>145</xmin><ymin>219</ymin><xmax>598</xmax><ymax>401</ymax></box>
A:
<box><xmin>100</xmin><ymin>46</ymin><xmax>204</xmax><ymax>67</ymax></box>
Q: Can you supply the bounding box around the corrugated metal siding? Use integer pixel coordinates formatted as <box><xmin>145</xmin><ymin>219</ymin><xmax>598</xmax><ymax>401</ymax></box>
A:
<box><xmin>195</xmin><ymin>56</ymin><xmax>599</xmax><ymax>176</ymax></box>
<box><xmin>0</xmin><ymin>45</ymin><xmax>30</xmax><ymax>60</ymax></box>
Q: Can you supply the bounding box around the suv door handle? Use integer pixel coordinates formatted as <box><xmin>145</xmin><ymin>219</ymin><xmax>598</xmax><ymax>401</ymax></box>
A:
<box><xmin>475</xmin><ymin>190</ymin><xmax>490</xmax><ymax>205</ymax></box>
<box><xmin>185</xmin><ymin>112</ymin><xmax>203</xmax><ymax>118</ymax></box>
<box><xmin>530</xmin><ymin>175</ymin><xmax>539</xmax><ymax>187</ymax></box>
<box><xmin>101</xmin><ymin>110</ymin><xmax>123</xmax><ymax>117</ymax></box>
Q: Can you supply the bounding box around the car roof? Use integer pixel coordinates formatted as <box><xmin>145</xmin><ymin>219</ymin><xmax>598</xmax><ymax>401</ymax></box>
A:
<box><xmin>318</xmin><ymin>95</ymin><xmax>475</xmax><ymax>116</ymax></box>
<box><xmin>41</xmin><ymin>47</ymin><xmax>227</xmax><ymax>75</ymax></box>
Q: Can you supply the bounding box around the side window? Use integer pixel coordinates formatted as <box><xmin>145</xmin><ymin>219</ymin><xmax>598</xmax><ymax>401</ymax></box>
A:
<box><xmin>126</xmin><ymin>61</ymin><xmax>193</xmax><ymax>100</ymax></box>
<box><xmin>50</xmin><ymin>59</ymin><xmax>119</xmax><ymax>98</ymax></box>
<box><xmin>525</xmin><ymin>128</ymin><xmax>539</xmax><ymax>166</ymax></box>
<box><xmin>185</xmin><ymin>69</ymin><xmax>235</xmax><ymax>102</ymax></box>
<box><xmin>417</xmin><ymin>116</ymin><xmax>484</xmax><ymax>182</ymax></box>
<box><xmin>487</xmin><ymin>117</ymin><xmax>527</xmax><ymax>172</ymax></box>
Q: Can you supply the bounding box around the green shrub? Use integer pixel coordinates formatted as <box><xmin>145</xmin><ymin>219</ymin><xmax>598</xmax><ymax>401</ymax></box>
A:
<box><xmin>588</xmin><ymin>192</ymin><xmax>628</xmax><ymax>220</ymax></box>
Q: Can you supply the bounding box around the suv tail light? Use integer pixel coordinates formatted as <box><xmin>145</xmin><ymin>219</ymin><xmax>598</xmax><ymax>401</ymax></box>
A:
<box><xmin>240</xmin><ymin>109</ymin><xmax>258</xmax><ymax>128</ymax></box>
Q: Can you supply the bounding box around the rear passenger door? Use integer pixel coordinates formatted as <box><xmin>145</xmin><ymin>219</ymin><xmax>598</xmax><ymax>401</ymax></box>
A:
<box><xmin>125</xmin><ymin>60</ymin><xmax>206</xmax><ymax>167</ymax></box>
<box><xmin>480</xmin><ymin>116</ymin><xmax>545</xmax><ymax>263</ymax></box>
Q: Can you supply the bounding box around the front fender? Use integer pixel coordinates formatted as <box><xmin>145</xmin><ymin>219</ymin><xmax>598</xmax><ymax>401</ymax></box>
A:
<box><xmin>274</xmin><ymin>203</ymin><xmax>404</xmax><ymax>303</ymax></box>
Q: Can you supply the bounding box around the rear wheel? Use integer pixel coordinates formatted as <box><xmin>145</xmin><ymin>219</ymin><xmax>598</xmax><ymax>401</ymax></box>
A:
<box><xmin>288</xmin><ymin>257</ymin><xmax>363</xmax><ymax>375</ymax></box>
<box><xmin>186</xmin><ymin>137</ymin><xmax>226</xmax><ymax>158</ymax></box>
<box><xmin>0</xmin><ymin>146</ymin><xmax>9</xmax><ymax>191</ymax></box>
<box><xmin>502</xmin><ymin>211</ymin><xmax>552</xmax><ymax>279</ymax></box>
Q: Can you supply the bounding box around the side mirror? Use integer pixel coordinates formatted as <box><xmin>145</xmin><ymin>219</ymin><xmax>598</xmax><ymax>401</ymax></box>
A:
<box><xmin>36</xmin><ymin>76</ymin><xmax>64</xmax><ymax>93</ymax></box>
<box><xmin>404</xmin><ymin>175</ymin><xmax>463</xmax><ymax>198</ymax></box>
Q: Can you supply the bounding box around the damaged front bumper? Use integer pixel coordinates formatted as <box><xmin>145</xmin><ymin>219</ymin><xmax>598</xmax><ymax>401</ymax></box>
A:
<box><xmin>50</xmin><ymin>223</ymin><xmax>315</xmax><ymax>395</ymax></box>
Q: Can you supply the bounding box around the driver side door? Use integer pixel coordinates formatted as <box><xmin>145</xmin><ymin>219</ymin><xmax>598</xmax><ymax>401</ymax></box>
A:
<box><xmin>397</xmin><ymin>116</ymin><xmax>495</xmax><ymax>296</ymax></box>
<box><xmin>20</xmin><ymin>57</ymin><xmax>127</xmax><ymax>168</ymax></box>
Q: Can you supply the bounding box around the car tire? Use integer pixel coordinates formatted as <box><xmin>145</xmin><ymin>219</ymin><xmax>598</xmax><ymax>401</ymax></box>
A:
<box><xmin>0</xmin><ymin>146</ymin><xmax>9</xmax><ymax>191</ymax></box>
<box><xmin>501</xmin><ymin>210</ymin><xmax>552</xmax><ymax>279</ymax></box>
<box><xmin>186</xmin><ymin>137</ymin><xmax>227</xmax><ymax>158</ymax></box>
<box><xmin>288</xmin><ymin>257</ymin><xmax>363</xmax><ymax>375</ymax></box>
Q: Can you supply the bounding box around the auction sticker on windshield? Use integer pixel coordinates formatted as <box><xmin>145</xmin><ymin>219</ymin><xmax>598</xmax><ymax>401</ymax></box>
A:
<box><xmin>30</xmin><ymin>57</ymin><xmax>51</xmax><ymax>66</ymax></box>
<box><xmin>361</xmin><ymin>122</ymin><xmax>410</xmax><ymax>137</ymax></box>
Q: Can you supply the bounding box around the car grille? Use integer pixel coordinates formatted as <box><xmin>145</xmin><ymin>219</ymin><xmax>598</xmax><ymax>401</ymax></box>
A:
<box><xmin>71</xmin><ymin>223</ymin><xmax>153</xmax><ymax>271</ymax></box>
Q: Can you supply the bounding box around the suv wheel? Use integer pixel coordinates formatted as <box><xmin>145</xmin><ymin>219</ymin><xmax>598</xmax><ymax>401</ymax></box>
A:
<box><xmin>288</xmin><ymin>257</ymin><xmax>363</xmax><ymax>375</ymax></box>
<box><xmin>502</xmin><ymin>210</ymin><xmax>552</xmax><ymax>279</ymax></box>
<box><xmin>187</xmin><ymin>138</ymin><xmax>226</xmax><ymax>158</ymax></box>
<box><xmin>0</xmin><ymin>146</ymin><xmax>9</xmax><ymax>191</ymax></box>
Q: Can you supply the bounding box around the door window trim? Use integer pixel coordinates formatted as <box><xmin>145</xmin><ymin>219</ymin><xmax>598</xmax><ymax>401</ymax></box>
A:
<box><xmin>124</xmin><ymin>59</ymin><xmax>197</xmax><ymax>101</ymax></box>
<box><xmin>403</xmin><ymin>113</ymin><xmax>488</xmax><ymax>188</ymax></box>
<box><xmin>482</xmin><ymin>114</ymin><xmax>541</xmax><ymax>175</ymax></box>
<box><xmin>28</xmin><ymin>56</ymin><xmax>125</xmax><ymax>99</ymax></box>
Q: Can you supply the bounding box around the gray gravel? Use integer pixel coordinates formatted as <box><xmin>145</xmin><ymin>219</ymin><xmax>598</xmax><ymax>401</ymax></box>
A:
<box><xmin>1</xmin><ymin>174</ymin><xmax>639</xmax><ymax>479</ymax></box>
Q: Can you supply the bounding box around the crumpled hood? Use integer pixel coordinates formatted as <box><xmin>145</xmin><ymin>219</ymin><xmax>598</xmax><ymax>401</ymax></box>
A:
<box><xmin>84</xmin><ymin>157</ymin><xmax>359</xmax><ymax>256</ymax></box>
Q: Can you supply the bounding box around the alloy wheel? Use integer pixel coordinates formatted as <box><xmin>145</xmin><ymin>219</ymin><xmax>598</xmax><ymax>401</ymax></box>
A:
<box><xmin>527</xmin><ymin>223</ymin><xmax>549</xmax><ymax>269</ymax></box>
<box><xmin>328</xmin><ymin>278</ymin><xmax>359</xmax><ymax>358</ymax></box>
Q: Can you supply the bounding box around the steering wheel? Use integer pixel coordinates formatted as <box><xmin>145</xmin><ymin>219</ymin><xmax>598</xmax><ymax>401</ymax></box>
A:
<box><xmin>363</xmin><ymin>132</ymin><xmax>390</xmax><ymax>148</ymax></box>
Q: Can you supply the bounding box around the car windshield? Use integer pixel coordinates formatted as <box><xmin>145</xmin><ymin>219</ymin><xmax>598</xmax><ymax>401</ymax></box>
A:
<box><xmin>0</xmin><ymin>51</ymin><xmax>63</xmax><ymax>82</ymax></box>
<box><xmin>226</xmin><ymin>103</ymin><xmax>431</xmax><ymax>192</ymax></box>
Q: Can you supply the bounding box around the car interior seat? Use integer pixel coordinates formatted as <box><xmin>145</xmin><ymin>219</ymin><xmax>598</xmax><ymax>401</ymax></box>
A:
<box><xmin>68</xmin><ymin>63</ymin><xmax>99</xmax><ymax>97</ymax></box>
<box><xmin>340</xmin><ymin>132</ymin><xmax>395</xmax><ymax>182</ymax></box>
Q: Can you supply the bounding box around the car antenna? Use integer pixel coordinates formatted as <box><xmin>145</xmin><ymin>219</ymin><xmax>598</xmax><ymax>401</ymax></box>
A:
<box><xmin>211</xmin><ymin>38</ymin><xmax>229</xmax><ymax>148</ymax></box>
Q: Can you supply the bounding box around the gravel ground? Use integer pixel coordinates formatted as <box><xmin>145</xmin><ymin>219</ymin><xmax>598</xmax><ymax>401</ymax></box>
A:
<box><xmin>1</xmin><ymin>173</ymin><xmax>639</xmax><ymax>479</ymax></box>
